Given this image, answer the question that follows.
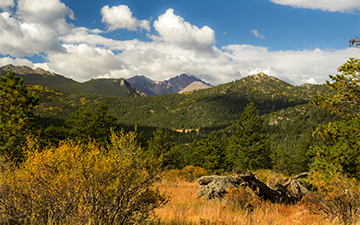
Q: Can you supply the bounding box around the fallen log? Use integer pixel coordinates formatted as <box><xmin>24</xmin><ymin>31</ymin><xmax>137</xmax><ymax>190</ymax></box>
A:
<box><xmin>238</xmin><ymin>172</ymin><xmax>310</xmax><ymax>204</ymax></box>
<box><xmin>196</xmin><ymin>172</ymin><xmax>310</xmax><ymax>204</ymax></box>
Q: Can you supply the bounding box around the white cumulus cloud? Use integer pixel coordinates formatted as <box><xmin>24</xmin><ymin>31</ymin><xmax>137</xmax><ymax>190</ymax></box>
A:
<box><xmin>49</xmin><ymin>23</ymin><xmax>359</xmax><ymax>86</ymax></box>
<box><xmin>0</xmin><ymin>0</ymin><xmax>75</xmax><ymax>57</ymax></box>
<box><xmin>0</xmin><ymin>12</ymin><xmax>65</xmax><ymax>57</ymax></box>
<box><xmin>101</xmin><ymin>5</ymin><xmax>150</xmax><ymax>31</ymax></box>
<box><xmin>222</xmin><ymin>45</ymin><xmax>358</xmax><ymax>84</ymax></box>
<box><xmin>153</xmin><ymin>9</ymin><xmax>216</xmax><ymax>54</ymax></box>
<box><xmin>0</xmin><ymin>56</ymin><xmax>35</xmax><ymax>68</ymax></box>
<box><xmin>36</xmin><ymin>44</ymin><xmax>126</xmax><ymax>81</ymax></box>
<box><xmin>16</xmin><ymin>0</ymin><xmax>74</xmax><ymax>34</ymax></box>
<box><xmin>269</xmin><ymin>0</ymin><xmax>360</xmax><ymax>13</ymax></box>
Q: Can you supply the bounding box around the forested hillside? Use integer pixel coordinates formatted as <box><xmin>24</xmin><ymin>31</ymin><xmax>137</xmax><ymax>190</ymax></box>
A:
<box><xmin>30</xmin><ymin>72</ymin><xmax>334</xmax><ymax>129</ymax></box>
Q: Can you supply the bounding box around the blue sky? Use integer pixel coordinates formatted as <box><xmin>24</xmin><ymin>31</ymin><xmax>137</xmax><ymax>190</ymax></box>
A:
<box><xmin>0</xmin><ymin>0</ymin><xmax>359</xmax><ymax>85</ymax></box>
<box><xmin>62</xmin><ymin>0</ymin><xmax>357</xmax><ymax>50</ymax></box>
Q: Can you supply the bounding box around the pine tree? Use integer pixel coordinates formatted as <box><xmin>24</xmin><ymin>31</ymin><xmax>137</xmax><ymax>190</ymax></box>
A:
<box><xmin>312</xmin><ymin>58</ymin><xmax>360</xmax><ymax>118</ymax></box>
<box><xmin>148</xmin><ymin>128</ymin><xmax>174</xmax><ymax>158</ymax></box>
<box><xmin>226</xmin><ymin>102</ymin><xmax>272</xmax><ymax>171</ymax></box>
<box><xmin>65</xmin><ymin>104</ymin><xmax>117</xmax><ymax>146</ymax></box>
<box><xmin>0</xmin><ymin>70</ymin><xmax>38</xmax><ymax>163</ymax></box>
<box><xmin>147</xmin><ymin>128</ymin><xmax>180</xmax><ymax>169</ymax></box>
<box><xmin>187</xmin><ymin>135</ymin><xmax>225</xmax><ymax>174</ymax></box>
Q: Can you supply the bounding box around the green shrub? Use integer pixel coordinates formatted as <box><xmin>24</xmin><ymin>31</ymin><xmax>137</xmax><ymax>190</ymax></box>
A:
<box><xmin>0</xmin><ymin>130</ymin><xmax>168</xmax><ymax>224</ymax></box>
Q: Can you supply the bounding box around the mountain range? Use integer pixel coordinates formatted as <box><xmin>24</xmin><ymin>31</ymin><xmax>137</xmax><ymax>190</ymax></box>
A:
<box><xmin>20</xmin><ymin>67</ymin><xmax>334</xmax><ymax>130</ymax></box>
<box><xmin>0</xmin><ymin>64</ymin><xmax>211</xmax><ymax>97</ymax></box>
<box><xmin>126</xmin><ymin>74</ymin><xmax>211</xmax><ymax>96</ymax></box>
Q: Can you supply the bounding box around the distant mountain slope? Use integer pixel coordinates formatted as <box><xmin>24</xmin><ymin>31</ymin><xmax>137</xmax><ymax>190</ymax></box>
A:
<box><xmin>30</xmin><ymin>71</ymin><xmax>334</xmax><ymax>130</ymax></box>
<box><xmin>126</xmin><ymin>74</ymin><xmax>210</xmax><ymax>96</ymax></box>
<box><xmin>0</xmin><ymin>64</ymin><xmax>79</xmax><ymax>89</ymax></box>
<box><xmin>71</xmin><ymin>78</ymin><xmax>145</xmax><ymax>97</ymax></box>
<box><xmin>178</xmin><ymin>81</ymin><xmax>212</xmax><ymax>93</ymax></box>
<box><xmin>125</xmin><ymin>75</ymin><xmax>159</xmax><ymax>96</ymax></box>
<box><xmin>0</xmin><ymin>64</ymin><xmax>144</xmax><ymax>97</ymax></box>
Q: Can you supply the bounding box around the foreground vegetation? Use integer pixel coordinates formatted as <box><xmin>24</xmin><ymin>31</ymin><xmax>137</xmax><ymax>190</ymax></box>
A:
<box><xmin>0</xmin><ymin>130</ymin><xmax>167</xmax><ymax>224</ymax></box>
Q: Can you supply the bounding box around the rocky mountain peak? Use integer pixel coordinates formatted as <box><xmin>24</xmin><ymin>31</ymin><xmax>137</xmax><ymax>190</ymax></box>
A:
<box><xmin>178</xmin><ymin>81</ymin><xmax>212</xmax><ymax>93</ymax></box>
<box><xmin>2</xmin><ymin>64</ymin><xmax>55</xmax><ymax>76</ymax></box>
<box><xmin>126</xmin><ymin>74</ymin><xmax>211</xmax><ymax>96</ymax></box>
<box><xmin>252</xmin><ymin>72</ymin><xmax>268</xmax><ymax>79</ymax></box>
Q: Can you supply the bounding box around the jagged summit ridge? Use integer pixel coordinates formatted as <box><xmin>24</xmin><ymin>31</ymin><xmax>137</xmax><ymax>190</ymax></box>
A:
<box><xmin>126</xmin><ymin>74</ymin><xmax>211</xmax><ymax>96</ymax></box>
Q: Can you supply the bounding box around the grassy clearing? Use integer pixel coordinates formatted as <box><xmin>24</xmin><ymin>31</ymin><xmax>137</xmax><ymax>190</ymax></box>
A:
<box><xmin>155</xmin><ymin>179</ymin><xmax>337</xmax><ymax>225</ymax></box>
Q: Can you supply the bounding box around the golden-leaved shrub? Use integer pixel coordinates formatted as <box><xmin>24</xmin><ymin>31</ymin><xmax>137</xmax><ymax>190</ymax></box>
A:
<box><xmin>0</xmin><ymin>130</ymin><xmax>167</xmax><ymax>224</ymax></box>
<box><xmin>305</xmin><ymin>170</ymin><xmax>360</xmax><ymax>224</ymax></box>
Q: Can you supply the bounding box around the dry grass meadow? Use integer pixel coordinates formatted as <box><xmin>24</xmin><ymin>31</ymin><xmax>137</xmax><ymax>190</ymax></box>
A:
<box><xmin>155</xmin><ymin>178</ymin><xmax>345</xmax><ymax>225</ymax></box>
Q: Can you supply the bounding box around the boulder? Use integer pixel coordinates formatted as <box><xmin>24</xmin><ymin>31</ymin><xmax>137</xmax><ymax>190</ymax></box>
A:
<box><xmin>196</xmin><ymin>175</ymin><xmax>242</xmax><ymax>200</ymax></box>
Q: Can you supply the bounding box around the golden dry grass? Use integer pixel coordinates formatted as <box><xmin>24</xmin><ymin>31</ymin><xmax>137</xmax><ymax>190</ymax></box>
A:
<box><xmin>155</xmin><ymin>179</ymin><xmax>341</xmax><ymax>225</ymax></box>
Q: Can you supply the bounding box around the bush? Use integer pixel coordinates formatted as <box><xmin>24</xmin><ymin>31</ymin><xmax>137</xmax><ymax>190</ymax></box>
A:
<box><xmin>0</xmin><ymin>130</ymin><xmax>168</xmax><ymax>224</ymax></box>
<box><xmin>304</xmin><ymin>170</ymin><xmax>360</xmax><ymax>225</ymax></box>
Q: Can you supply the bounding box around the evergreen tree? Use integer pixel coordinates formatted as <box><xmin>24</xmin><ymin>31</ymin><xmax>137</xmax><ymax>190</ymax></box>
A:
<box><xmin>0</xmin><ymin>71</ymin><xmax>38</xmax><ymax>163</ymax></box>
<box><xmin>147</xmin><ymin>128</ymin><xmax>180</xmax><ymax>168</ymax></box>
<box><xmin>272</xmin><ymin>133</ymin><xmax>314</xmax><ymax>175</ymax></box>
<box><xmin>40</xmin><ymin>125</ymin><xmax>68</xmax><ymax>147</ymax></box>
<box><xmin>291</xmin><ymin>133</ymin><xmax>313</xmax><ymax>174</ymax></box>
<box><xmin>312</xmin><ymin>58</ymin><xmax>360</xmax><ymax>118</ymax></box>
<box><xmin>65</xmin><ymin>104</ymin><xmax>117</xmax><ymax>146</ymax></box>
<box><xmin>226</xmin><ymin>102</ymin><xmax>272</xmax><ymax>171</ymax></box>
<box><xmin>187</xmin><ymin>135</ymin><xmax>225</xmax><ymax>174</ymax></box>
<box><xmin>148</xmin><ymin>128</ymin><xmax>174</xmax><ymax>158</ymax></box>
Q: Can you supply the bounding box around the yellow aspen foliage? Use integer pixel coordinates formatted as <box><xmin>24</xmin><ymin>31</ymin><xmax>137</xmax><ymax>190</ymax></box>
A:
<box><xmin>0</xmin><ymin>130</ymin><xmax>167</xmax><ymax>224</ymax></box>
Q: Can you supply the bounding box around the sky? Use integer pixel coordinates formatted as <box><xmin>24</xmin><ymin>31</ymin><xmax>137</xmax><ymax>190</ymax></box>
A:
<box><xmin>0</xmin><ymin>0</ymin><xmax>359</xmax><ymax>85</ymax></box>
